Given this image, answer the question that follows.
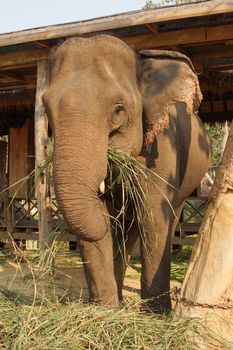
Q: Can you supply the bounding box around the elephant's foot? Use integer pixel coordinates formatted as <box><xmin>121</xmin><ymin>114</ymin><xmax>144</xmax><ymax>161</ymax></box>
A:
<box><xmin>141</xmin><ymin>292</ymin><xmax>172</xmax><ymax>314</ymax></box>
<box><xmin>89</xmin><ymin>293</ymin><xmax>119</xmax><ymax>307</ymax></box>
<box><xmin>141</xmin><ymin>283</ymin><xmax>172</xmax><ymax>313</ymax></box>
<box><xmin>85</xmin><ymin>270</ymin><xmax>120</xmax><ymax>307</ymax></box>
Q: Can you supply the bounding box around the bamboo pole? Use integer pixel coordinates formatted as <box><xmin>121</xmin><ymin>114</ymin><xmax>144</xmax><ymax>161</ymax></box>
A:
<box><xmin>34</xmin><ymin>60</ymin><xmax>51</xmax><ymax>250</ymax></box>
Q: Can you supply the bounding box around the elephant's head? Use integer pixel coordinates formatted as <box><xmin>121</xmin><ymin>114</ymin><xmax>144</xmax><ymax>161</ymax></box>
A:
<box><xmin>43</xmin><ymin>35</ymin><xmax>201</xmax><ymax>242</ymax></box>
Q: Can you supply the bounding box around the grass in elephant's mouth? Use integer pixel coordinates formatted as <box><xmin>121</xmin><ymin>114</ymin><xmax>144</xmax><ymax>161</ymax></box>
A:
<box><xmin>107</xmin><ymin>147</ymin><xmax>178</xmax><ymax>253</ymax></box>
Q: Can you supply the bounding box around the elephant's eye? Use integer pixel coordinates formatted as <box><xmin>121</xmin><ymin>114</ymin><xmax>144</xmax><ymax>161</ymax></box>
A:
<box><xmin>114</xmin><ymin>103</ymin><xmax>124</xmax><ymax>114</ymax></box>
<box><xmin>111</xmin><ymin>103</ymin><xmax>125</xmax><ymax>129</ymax></box>
<box><xmin>110</xmin><ymin>103</ymin><xmax>125</xmax><ymax>131</ymax></box>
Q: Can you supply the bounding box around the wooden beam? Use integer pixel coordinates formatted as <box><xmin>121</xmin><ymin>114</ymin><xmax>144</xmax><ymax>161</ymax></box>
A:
<box><xmin>200</xmin><ymin>80</ymin><xmax>233</xmax><ymax>95</ymax></box>
<box><xmin>36</xmin><ymin>40</ymin><xmax>53</xmax><ymax>48</ymax></box>
<box><xmin>125</xmin><ymin>23</ymin><xmax>233</xmax><ymax>51</ymax></box>
<box><xmin>0</xmin><ymin>91</ymin><xmax>35</xmax><ymax>107</ymax></box>
<box><xmin>0</xmin><ymin>72</ymin><xmax>28</xmax><ymax>83</ymax></box>
<box><xmin>0</xmin><ymin>23</ymin><xmax>232</xmax><ymax>72</ymax></box>
<box><xmin>0</xmin><ymin>77</ymin><xmax>17</xmax><ymax>84</ymax></box>
<box><xmin>0</xmin><ymin>63</ymin><xmax>36</xmax><ymax>72</ymax></box>
<box><xmin>0</xmin><ymin>84</ymin><xmax>35</xmax><ymax>91</ymax></box>
<box><xmin>172</xmin><ymin>237</ymin><xmax>195</xmax><ymax>246</ymax></box>
<box><xmin>189</xmin><ymin>48</ymin><xmax>233</xmax><ymax>60</ymax></box>
<box><xmin>0</xmin><ymin>48</ymin><xmax>49</xmax><ymax>69</ymax></box>
<box><xmin>34</xmin><ymin>60</ymin><xmax>51</xmax><ymax>249</ymax></box>
<box><xmin>201</xmin><ymin>99</ymin><xmax>233</xmax><ymax>111</ymax></box>
<box><xmin>0</xmin><ymin>0</ymin><xmax>232</xmax><ymax>47</ymax></box>
<box><xmin>200</xmin><ymin>111</ymin><xmax>233</xmax><ymax>122</ymax></box>
<box><xmin>0</xmin><ymin>231</ymin><xmax>77</xmax><ymax>242</ymax></box>
<box><xmin>207</xmin><ymin>63</ymin><xmax>233</xmax><ymax>72</ymax></box>
<box><xmin>207</xmin><ymin>24</ymin><xmax>233</xmax><ymax>42</ymax></box>
<box><xmin>145</xmin><ymin>23</ymin><xmax>159</xmax><ymax>34</ymax></box>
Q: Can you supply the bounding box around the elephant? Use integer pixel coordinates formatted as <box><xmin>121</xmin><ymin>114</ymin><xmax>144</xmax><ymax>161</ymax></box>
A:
<box><xmin>43</xmin><ymin>34</ymin><xmax>211</xmax><ymax>311</ymax></box>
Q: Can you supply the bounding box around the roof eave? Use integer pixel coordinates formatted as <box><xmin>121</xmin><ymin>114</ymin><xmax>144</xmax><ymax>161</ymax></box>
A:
<box><xmin>0</xmin><ymin>0</ymin><xmax>232</xmax><ymax>48</ymax></box>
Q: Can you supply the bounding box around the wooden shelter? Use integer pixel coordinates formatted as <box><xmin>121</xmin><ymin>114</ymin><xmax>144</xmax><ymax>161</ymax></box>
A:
<box><xmin>0</xmin><ymin>0</ymin><xmax>232</xmax><ymax>246</ymax></box>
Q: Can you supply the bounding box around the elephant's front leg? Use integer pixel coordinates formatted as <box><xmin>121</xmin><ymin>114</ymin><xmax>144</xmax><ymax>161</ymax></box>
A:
<box><xmin>113</xmin><ymin>221</ymin><xmax>140</xmax><ymax>302</ymax></box>
<box><xmin>140</xmin><ymin>196</ymin><xmax>175</xmax><ymax>312</ymax></box>
<box><xmin>78</xmin><ymin>233</ymin><xmax>119</xmax><ymax>306</ymax></box>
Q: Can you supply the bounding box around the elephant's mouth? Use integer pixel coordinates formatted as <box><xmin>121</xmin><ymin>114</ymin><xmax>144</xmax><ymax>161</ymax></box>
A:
<box><xmin>98</xmin><ymin>162</ymin><xmax>122</xmax><ymax>195</ymax></box>
<box><xmin>98</xmin><ymin>165</ymin><xmax>126</xmax><ymax>221</ymax></box>
<box><xmin>99</xmin><ymin>180</ymin><xmax>105</xmax><ymax>194</ymax></box>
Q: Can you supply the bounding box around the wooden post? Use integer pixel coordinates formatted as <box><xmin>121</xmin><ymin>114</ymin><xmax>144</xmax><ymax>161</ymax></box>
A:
<box><xmin>34</xmin><ymin>60</ymin><xmax>51</xmax><ymax>250</ymax></box>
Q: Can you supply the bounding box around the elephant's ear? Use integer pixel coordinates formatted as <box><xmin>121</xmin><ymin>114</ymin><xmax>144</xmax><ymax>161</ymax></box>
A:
<box><xmin>139</xmin><ymin>50</ymin><xmax>202</xmax><ymax>151</ymax></box>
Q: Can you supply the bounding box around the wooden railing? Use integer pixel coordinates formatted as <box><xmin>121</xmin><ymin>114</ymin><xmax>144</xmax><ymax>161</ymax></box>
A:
<box><xmin>173</xmin><ymin>196</ymin><xmax>209</xmax><ymax>247</ymax></box>
<box><xmin>0</xmin><ymin>195</ymin><xmax>209</xmax><ymax>248</ymax></box>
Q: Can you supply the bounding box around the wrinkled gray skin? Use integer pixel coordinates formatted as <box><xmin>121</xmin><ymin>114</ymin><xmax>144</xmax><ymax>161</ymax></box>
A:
<box><xmin>43</xmin><ymin>35</ymin><xmax>211</xmax><ymax>311</ymax></box>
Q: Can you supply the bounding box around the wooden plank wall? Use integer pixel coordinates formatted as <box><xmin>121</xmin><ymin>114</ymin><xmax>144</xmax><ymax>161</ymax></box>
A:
<box><xmin>0</xmin><ymin>141</ymin><xmax>7</xmax><ymax>193</ymax></box>
<box><xmin>8</xmin><ymin>119</ymin><xmax>29</xmax><ymax>198</ymax></box>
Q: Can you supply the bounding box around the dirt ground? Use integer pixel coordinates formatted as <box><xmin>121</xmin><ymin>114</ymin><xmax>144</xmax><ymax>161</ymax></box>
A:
<box><xmin>0</xmin><ymin>258</ymin><xmax>141</xmax><ymax>301</ymax></box>
<box><xmin>0</xmin><ymin>255</ymin><xmax>180</xmax><ymax>301</ymax></box>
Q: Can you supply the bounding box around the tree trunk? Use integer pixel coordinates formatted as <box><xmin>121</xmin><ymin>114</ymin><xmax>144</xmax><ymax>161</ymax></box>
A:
<box><xmin>176</xmin><ymin>122</ymin><xmax>233</xmax><ymax>342</ymax></box>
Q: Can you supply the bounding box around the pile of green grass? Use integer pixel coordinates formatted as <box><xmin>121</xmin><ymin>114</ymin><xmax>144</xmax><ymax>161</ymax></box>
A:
<box><xmin>0</xmin><ymin>248</ymin><xmax>231</xmax><ymax>350</ymax></box>
<box><xmin>170</xmin><ymin>256</ymin><xmax>189</xmax><ymax>283</ymax></box>
<box><xmin>1</xmin><ymin>288</ymin><xmax>230</xmax><ymax>350</ymax></box>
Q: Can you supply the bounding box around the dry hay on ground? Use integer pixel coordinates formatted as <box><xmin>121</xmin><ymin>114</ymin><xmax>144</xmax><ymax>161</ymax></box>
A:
<box><xmin>0</xmin><ymin>250</ymin><xmax>231</xmax><ymax>349</ymax></box>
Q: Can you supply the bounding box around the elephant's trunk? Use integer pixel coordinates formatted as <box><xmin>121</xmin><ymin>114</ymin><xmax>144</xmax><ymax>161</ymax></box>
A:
<box><xmin>53</xmin><ymin>112</ymin><xmax>110</xmax><ymax>242</ymax></box>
